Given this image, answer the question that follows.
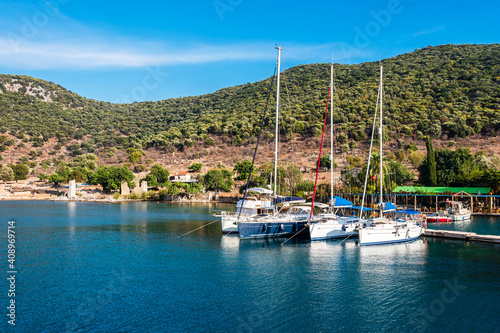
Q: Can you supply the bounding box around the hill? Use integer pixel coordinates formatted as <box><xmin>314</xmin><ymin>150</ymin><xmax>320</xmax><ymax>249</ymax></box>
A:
<box><xmin>0</xmin><ymin>44</ymin><xmax>499</xmax><ymax>175</ymax></box>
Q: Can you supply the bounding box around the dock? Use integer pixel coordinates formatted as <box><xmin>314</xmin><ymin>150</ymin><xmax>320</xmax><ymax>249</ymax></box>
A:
<box><xmin>422</xmin><ymin>229</ymin><xmax>500</xmax><ymax>244</ymax></box>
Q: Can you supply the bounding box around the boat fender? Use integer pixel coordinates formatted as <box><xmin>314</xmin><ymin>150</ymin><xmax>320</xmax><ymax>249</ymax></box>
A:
<box><xmin>406</xmin><ymin>229</ymin><xmax>410</xmax><ymax>238</ymax></box>
<box><xmin>396</xmin><ymin>229</ymin><xmax>400</xmax><ymax>237</ymax></box>
<box><xmin>280</xmin><ymin>224</ymin><xmax>284</xmax><ymax>231</ymax></box>
<box><xmin>342</xmin><ymin>225</ymin><xmax>346</xmax><ymax>232</ymax></box>
<box><xmin>262</xmin><ymin>224</ymin><xmax>267</xmax><ymax>232</ymax></box>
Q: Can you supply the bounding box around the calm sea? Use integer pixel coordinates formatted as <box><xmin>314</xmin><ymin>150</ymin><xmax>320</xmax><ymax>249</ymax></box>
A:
<box><xmin>1</xmin><ymin>201</ymin><xmax>499</xmax><ymax>333</ymax></box>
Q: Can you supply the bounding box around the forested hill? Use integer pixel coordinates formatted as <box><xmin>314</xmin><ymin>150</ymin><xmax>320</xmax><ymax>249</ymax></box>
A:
<box><xmin>0</xmin><ymin>43</ymin><xmax>499</xmax><ymax>157</ymax></box>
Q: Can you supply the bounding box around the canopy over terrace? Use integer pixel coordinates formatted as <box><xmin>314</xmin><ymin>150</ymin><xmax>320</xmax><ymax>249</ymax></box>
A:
<box><xmin>393</xmin><ymin>186</ymin><xmax>492</xmax><ymax>195</ymax></box>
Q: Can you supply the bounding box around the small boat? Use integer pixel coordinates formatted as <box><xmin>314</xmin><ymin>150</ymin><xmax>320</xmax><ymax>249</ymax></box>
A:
<box><xmin>425</xmin><ymin>201</ymin><xmax>471</xmax><ymax>223</ymax></box>
<box><xmin>425</xmin><ymin>215</ymin><xmax>452</xmax><ymax>223</ymax></box>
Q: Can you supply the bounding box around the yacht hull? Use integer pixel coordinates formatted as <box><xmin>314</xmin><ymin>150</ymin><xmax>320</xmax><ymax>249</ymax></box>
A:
<box><xmin>309</xmin><ymin>220</ymin><xmax>357</xmax><ymax>241</ymax></box>
<box><xmin>238</xmin><ymin>221</ymin><xmax>309</xmax><ymax>239</ymax></box>
<box><xmin>358</xmin><ymin>225</ymin><xmax>424</xmax><ymax>246</ymax></box>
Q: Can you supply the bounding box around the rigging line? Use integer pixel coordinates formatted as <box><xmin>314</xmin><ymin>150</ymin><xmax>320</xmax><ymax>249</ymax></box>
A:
<box><xmin>359</xmin><ymin>77</ymin><xmax>382</xmax><ymax>220</ymax></box>
<box><xmin>237</xmin><ymin>65</ymin><xmax>278</xmax><ymax>222</ymax></box>
<box><xmin>280</xmin><ymin>225</ymin><xmax>309</xmax><ymax>246</ymax></box>
<box><xmin>281</xmin><ymin>70</ymin><xmax>294</xmax><ymax>141</ymax></box>
<box><xmin>310</xmin><ymin>86</ymin><xmax>331</xmax><ymax>219</ymax></box>
<box><xmin>177</xmin><ymin>220</ymin><xmax>219</xmax><ymax>238</ymax></box>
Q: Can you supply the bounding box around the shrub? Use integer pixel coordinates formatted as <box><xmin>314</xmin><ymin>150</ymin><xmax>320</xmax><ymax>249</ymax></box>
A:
<box><xmin>408</xmin><ymin>151</ymin><xmax>425</xmax><ymax>168</ymax></box>
<box><xmin>188</xmin><ymin>162</ymin><xmax>202</xmax><ymax>172</ymax></box>
<box><xmin>0</xmin><ymin>166</ymin><xmax>14</xmax><ymax>181</ymax></box>
<box><xmin>135</xmin><ymin>164</ymin><xmax>146</xmax><ymax>172</ymax></box>
<box><xmin>395</xmin><ymin>150</ymin><xmax>406</xmax><ymax>162</ymax></box>
<box><xmin>205</xmin><ymin>137</ymin><xmax>215</xmax><ymax>146</ymax></box>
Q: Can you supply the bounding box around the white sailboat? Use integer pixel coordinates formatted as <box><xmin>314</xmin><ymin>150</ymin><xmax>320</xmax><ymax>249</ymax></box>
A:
<box><xmin>238</xmin><ymin>47</ymin><xmax>315</xmax><ymax>239</ymax></box>
<box><xmin>309</xmin><ymin>63</ymin><xmax>359</xmax><ymax>240</ymax></box>
<box><xmin>356</xmin><ymin>65</ymin><xmax>424</xmax><ymax>245</ymax></box>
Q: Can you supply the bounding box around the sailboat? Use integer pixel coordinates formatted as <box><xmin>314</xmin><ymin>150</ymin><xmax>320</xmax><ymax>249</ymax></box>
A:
<box><xmin>308</xmin><ymin>63</ymin><xmax>359</xmax><ymax>240</ymax></box>
<box><xmin>238</xmin><ymin>47</ymin><xmax>319</xmax><ymax>239</ymax></box>
<box><xmin>356</xmin><ymin>65</ymin><xmax>424</xmax><ymax>245</ymax></box>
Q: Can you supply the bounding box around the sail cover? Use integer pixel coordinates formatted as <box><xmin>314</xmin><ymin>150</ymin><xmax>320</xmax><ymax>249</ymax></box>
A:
<box><xmin>330</xmin><ymin>196</ymin><xmax>354</xmax><ymax>208</ymax></box>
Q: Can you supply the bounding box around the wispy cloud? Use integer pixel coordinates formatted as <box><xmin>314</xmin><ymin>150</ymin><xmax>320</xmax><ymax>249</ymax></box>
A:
<box><xmin>413</xmin><ymin>25</ymin><xmax>445</xmax><ymax>37</ymax></box>
<box><xmin>0</xmin><ymin>36</ymin><xmax>372</xmax><ymax>70</ymax></box>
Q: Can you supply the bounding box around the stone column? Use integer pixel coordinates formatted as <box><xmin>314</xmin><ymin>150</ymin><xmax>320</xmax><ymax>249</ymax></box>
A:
<box><xmin>68</xmin><ymin>180</ymin><xmax>76</xmax><ymax>199</ymax></box>
<box><xmin>121</xmin><ymin>182</ymin><xmax>130</xmax><ymax>195</ymax></box>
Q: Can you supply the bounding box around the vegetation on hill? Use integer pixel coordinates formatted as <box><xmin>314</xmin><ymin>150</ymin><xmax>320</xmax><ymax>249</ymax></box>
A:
<box><xmin>0</xmin><ymin>44</ymin><xmax>498</xmax><ymax>158</ymax></box>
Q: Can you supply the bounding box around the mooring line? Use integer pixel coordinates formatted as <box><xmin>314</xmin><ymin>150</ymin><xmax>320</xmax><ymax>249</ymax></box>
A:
<box><xmin>281</xmin><ymin>225</ymin><xmax>309</xmax><ymax>246</ymax></box>
<box><xmin>338</xmin><ymin>231</ymin><xmax>355</xmax><ymax>246</ymax></box>
<box><xmin>177</xmin><ymin>220</ymin><xmax>219</xmax><ymax>238</ymax></box>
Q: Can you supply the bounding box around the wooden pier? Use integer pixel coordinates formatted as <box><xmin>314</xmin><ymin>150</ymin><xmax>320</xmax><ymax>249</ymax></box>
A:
<box><xmin>422</xmin><ymin>229</ymin><xmax>500</xmax><ymax>244</ymax></box>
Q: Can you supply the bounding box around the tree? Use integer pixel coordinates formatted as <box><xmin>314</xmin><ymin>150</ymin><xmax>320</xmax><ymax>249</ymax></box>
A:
<box><xmin>88</xmin><ymin>166</ymin><xmax>134</xmax><ymax>191</ymax></box>
<box><xmin>143</xmin><ymin>164</ymin><xmax>170</xmax><ymax>187</ymax></box>
<box><xmin>10</xmin><ymin>164</ymin><xmax>29</xmax><ymax>181</ymax></box>
<box><xmin>426</xmin><ymin>136</ymin><xmax>437</xmax><ymax>186</ymax></box>
<box><xmin>188</xmin><ymin>162</ymin><xmax>202</xmax><ymax>172</ymax></box>
<box><xmin>233</xmin><ymin>160</ymin><xmax>252</xmax><ymax>180</ymax></box>
<box><xmin>127</xmin><ymin>148</ymin><xmax>143</xmax><ymax>165</ymax></box>
<box><xmin>201</xmin><ymin>169</ymin><xmax>234</xmax><ymax>192</ymax></box>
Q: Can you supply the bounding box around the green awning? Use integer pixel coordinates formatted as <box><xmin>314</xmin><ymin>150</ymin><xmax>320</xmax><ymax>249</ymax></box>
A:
<box><xmin>393</xmin><ymin>186</ymin><xmax>491</xmax><ymax>195</ymax></box>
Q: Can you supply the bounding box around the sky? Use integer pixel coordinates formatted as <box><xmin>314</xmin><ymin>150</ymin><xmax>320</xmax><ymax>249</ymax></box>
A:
<box><xmin>0</xmin><ymin>0</ymin><xmax>498</xmax><ymax>103</ymax></box>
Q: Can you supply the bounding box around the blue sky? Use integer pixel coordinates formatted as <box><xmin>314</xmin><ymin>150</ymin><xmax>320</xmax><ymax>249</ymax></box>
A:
<box><xmin>0</xmin><ymin>0</ymin><xmax>497</xmax><ymax>102</ymax></box>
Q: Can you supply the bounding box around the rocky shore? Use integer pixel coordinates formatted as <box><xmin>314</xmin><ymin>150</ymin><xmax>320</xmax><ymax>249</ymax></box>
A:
<box><xmin>0</xmin><ymin>178</ymin><xmax>238</xmax><ymax>203</ymax></box>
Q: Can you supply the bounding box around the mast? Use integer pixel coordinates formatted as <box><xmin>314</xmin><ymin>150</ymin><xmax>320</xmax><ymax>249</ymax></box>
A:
<box><xmin>330</xmin><ymin>63</ymin><xmax>334</xmax><ymax>211</ymax></box>
<box><xmin>274</xmin><ymin>46</ymin><xmax>281</xmax><ymax>210</ymax></box>
<box><xmin>379</xmin><ymin>65</ymin><xmax>383</xmax><ymax>215</ymax></box>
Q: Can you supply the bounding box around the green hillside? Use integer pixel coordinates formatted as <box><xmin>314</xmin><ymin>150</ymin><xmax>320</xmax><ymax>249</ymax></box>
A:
<box><xmin>0</xmin><ymin>44</ymin><xmax>499</xmax><ymax>156</ymax></box>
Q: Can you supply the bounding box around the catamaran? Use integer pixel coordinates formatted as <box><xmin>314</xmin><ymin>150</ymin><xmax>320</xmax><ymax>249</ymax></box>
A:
<box><xmin>356</xmin><ymin>65</ymin><xmax>424</xmax><ymax>245</ymax></box>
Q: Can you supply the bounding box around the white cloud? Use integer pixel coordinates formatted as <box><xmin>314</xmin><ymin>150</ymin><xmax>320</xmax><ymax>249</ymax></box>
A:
<box><xmin>413</xmin><ymin>25</ymin><xmax>445</xmax><ymax>37</ymax></box>
<box><xmin>0</xmin><ymin>34</ymin><xmax>373</xmax><ymax>70</ymax></box>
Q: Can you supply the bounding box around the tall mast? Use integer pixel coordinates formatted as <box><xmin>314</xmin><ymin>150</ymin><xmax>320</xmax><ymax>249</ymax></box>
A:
<box><xmin>274</xmin><ymin>46</ymin><xmax>281</xmax><ymax>205</ymax></box>
<box><xmin>330</xmin><ymin>63</ymin><xmax>334</xmax><ymax>210</ymax></box>
<box><xmin>379</xmin><ymin>65</ymin><xmax>383</xmax><ymax>214</ymax></box>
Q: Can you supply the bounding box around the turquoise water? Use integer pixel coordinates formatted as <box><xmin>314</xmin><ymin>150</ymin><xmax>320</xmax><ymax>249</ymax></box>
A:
<box><xmin>1</xmin><ymin>201</ymin><xmax>499</xmax><ymax>333</ymax></box>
